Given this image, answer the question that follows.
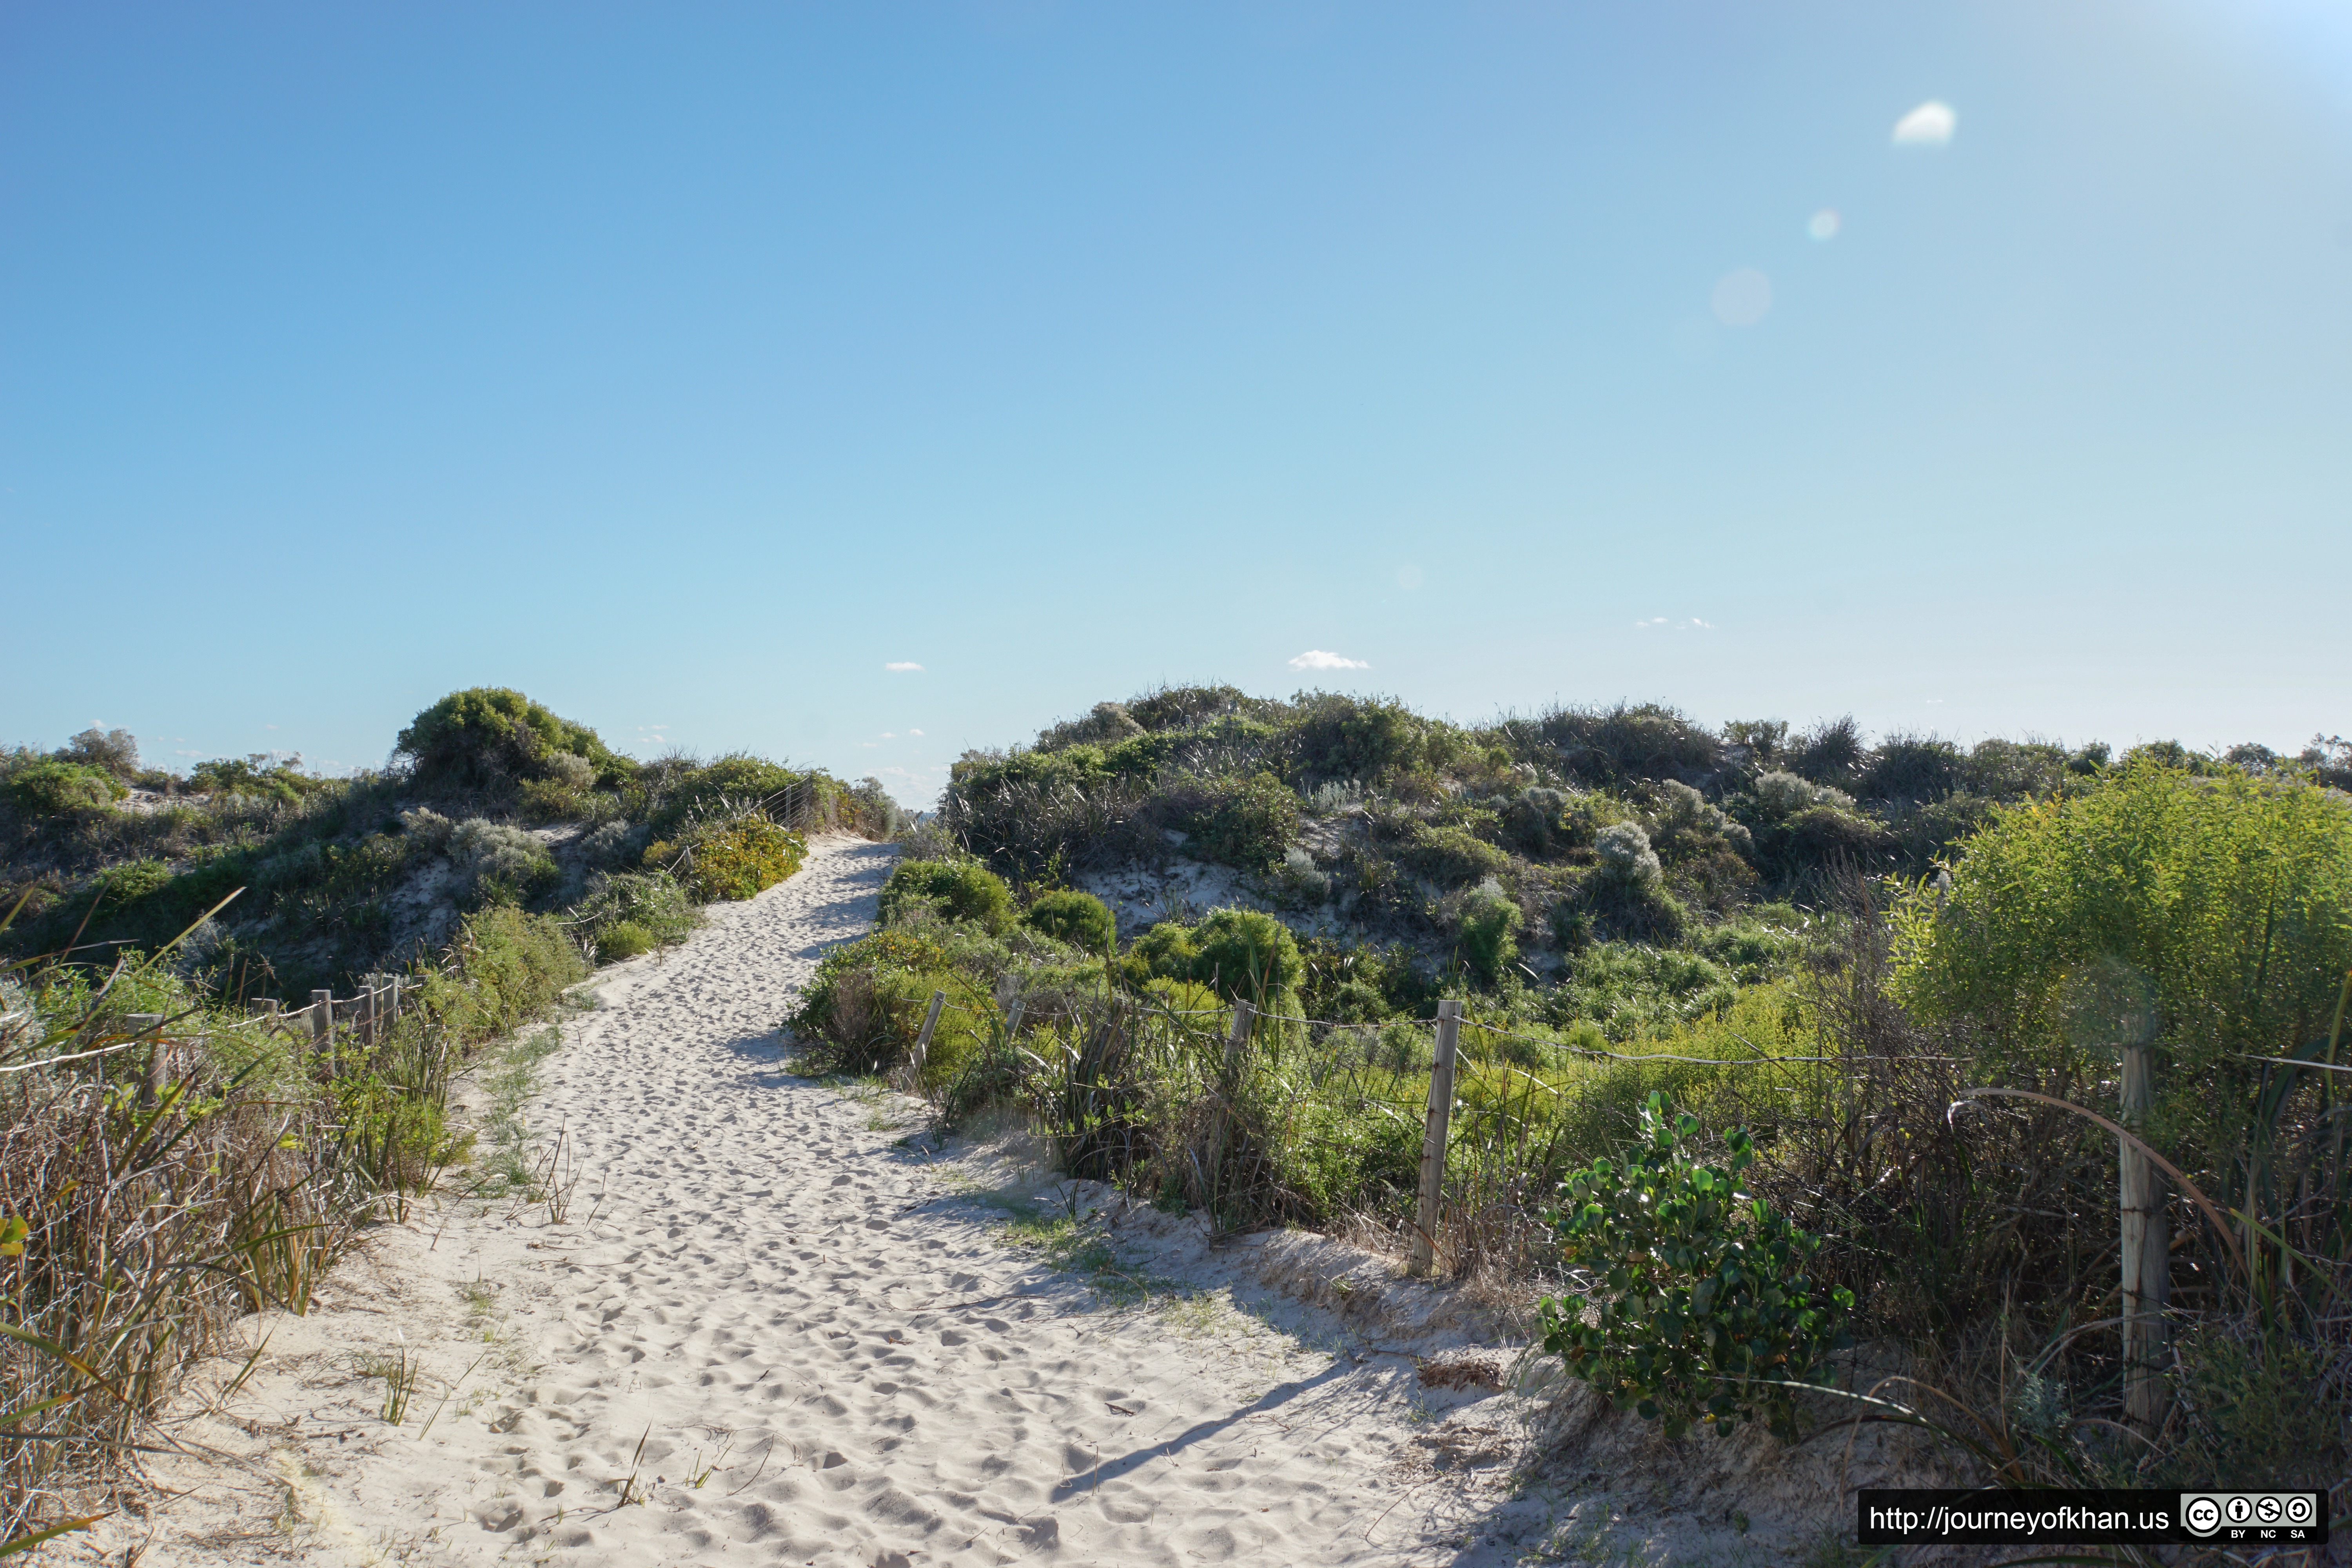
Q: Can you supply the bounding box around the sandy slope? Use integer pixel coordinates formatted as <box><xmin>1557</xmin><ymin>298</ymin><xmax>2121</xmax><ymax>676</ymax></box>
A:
<box><xmin>81</xmin><ymin>835</ymin><xmax>1564</xmax><ymax>1567</ymax></box>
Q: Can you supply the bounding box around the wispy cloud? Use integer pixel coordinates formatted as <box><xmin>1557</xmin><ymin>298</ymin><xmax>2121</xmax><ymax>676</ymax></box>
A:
<box><xmin>1635</xmin><ymin>616</ymin><xmax>1716</xmax><ymax>632</ymax></box>
<box><xmin>885</xmin><ymin>661</ymin><xmax>924</xmax><ymax>672</ymax></box>
<box><xmin>1288</xmin><ymin>650</ymin><xmax>1370</xmax><ymax>671</ymax></box>
<box><xmin>880</xmin><ymin>732</ymin><xmax>895</xmax><ymax>739</ymax></box>
<box><xmin>1892</xmin><ymin>100</ymin><xmax>1955</xmax><ymax>147</ymax></box>
<box><xmin>909</xmin><ymin>728</ymin><xmax>924</xmax><ymax>736</ymax></box>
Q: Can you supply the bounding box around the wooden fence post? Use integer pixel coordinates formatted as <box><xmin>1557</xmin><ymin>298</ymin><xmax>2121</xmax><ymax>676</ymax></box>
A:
<box><xmin>1204</xmin><ymin>1001</ymin><xmax>1255</xmax><ymax>1218</ymax></box>
<box><xmin>911</xmin><ymin>989</ymin><xmax>946</xmax><ymax>1081</ymax></box>
<box><xmin>1410</xmin><ymin>999</ymin><xmax>1465</xmax><ymax>1277</ymax></box>
<box><xmin>127</xmin><ymin>1013</ymin><xmax>165</xmax><ymax>1109</ymax></box>
<box><xmin>310</xmin><ymin>989</ymin><xmax>333</xmax><ymax>1066</ymax></box>
<box><xmin>2120</xmin><ymin>1041</ymin><xmax>2169</xmax><ymax>1429</ymax></box>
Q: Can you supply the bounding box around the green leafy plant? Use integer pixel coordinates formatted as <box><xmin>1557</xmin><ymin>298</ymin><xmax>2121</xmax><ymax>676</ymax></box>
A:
<box><xmin>596</xmin><ymin>920</ymin><xmax>655</xmax><ymax>962</ymax></box>
<box><xmin>2</xmin><ymin>760</ymin><xmax>124</xmax><ymax>818</ymax></box>
<box><xmin>1456</xmin><ymin>880</ymin><xmax>1520</xmax><ymax>986</ymax></box>
<box><xmin>878</xmin><ymin>858</ymin><xmax>1014</xmax><ymax>933</ymax></box>
<box><xmin>395</xmin><ymin>687</ymin><xmax>625</xmax><ymax>790</ymax></box>
<box><xmin>1538</xmin><ymin>1091</ymin><xmax>1852</xmax><ymax>1441</ymax></box>
<box><xmin>1188</xmin><ymin>908</ymin><xmax>1301</xmax><ymax>1003</ymax></box>
<box><xmin>653</xmin><ymin>817</ymin><xmax>806</xmax><ymax>903</ymax></box>
<box><xmin>1021</xmin><ymin>889</ymin><xmax>1114</xmax><ymax>952</ymax></box>
<box><xmin>1177</xmin><ymin>771</ymin><xmax>1299</xmax><ymax>871</ymax></box>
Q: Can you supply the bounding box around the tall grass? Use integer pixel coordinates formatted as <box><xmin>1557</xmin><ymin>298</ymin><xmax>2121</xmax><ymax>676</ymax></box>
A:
<box><xmin>0</xmin><ymin>889</ymin><xmax>584</xmax><ymax>1548</ymax></box>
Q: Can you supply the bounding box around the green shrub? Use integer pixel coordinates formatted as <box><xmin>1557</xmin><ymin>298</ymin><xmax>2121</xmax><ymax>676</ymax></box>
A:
<box><xmin>1541</xmin><ymin>942</ymin><xmax>1734</xmax><ymax>1038</ymax></box>
<box><xmin>648</xmin><ymin>753</ymin><xmax>816</xmax><ymax>836</ymax></box>
<box><xmin>1858</xmin><ymin>735</ymin><xmax>1965</xmax><ymax>803</ymax></box>
<box><xmin>784</xmin><ymin>928</ymin><xmax>965</xmax><ymax>1077</ymax></box>
<box><xmin>4</xmin><ymin>759</ymin><xmax>125</xmax><ymax>817</ymax></box>
<box><xmin>436</xmin><ymin>906</ymin><xmax>588</xmax><ymax>1044</ymax></box>
<box><xmin>597</xmin><ymin>921</ymin><xmax>656</xmax><ymax>962</ymax></box>
<box><xmin>1022</xmin><ymin>889</ymin><xmax>1114</xmax><ymax>953</ymax></box>
<box><xmin>1398</xmin><ymin>823</ymin><xmax>1510</xmax><ymax>887</ymax></box>
<box><xmin>1539</xmin><ymin>1092</ymin><xmax>1852</xmax><ymax>1441</ymax></box>
<box><xmin>100</xmin><ymin>858</ymin><xmax>174</xmax><ymax>908</ymax></box>
<box><xmin>1893</xmin><ymin>760</ymin><xmax>2352</xmax><ymax>1087</ymax></box>
<box><xmin>2160</xmin><ymin>1321</ymin><xmax>2349</xmax><ymax>1488</ymax></box>
<box><xmin>1177</xmin><ymin>771</ymin><xmax>1299</xmax><ymax>871</ymax></box>
<box><xmin>1287</xmin><ymin>695</ymin><xmax>1427</xmax><ymax>782</ymax></box>
<box><xmin>1525</xmin><ymin>702</ymin><xmax>1723</xmax><ymax>788</ymax></box>
<box><xmin>1127</xmin><ymin>920</ymin><xmax>1200</xmax><ymax>984</ymax></box>
<box><xmin>1749</xmin><ymin>802</ymin><xmax>1898</xmax><ymax>893</ymax></box>
<box><xmin>1127</xmin><ymin>684</ymin><xmax>1259</xmax><ymax>733</ymax></box>
<box><xmin>396</xmin><ymin>687</ymin><xmax>620</xmax><ymax>789</ymax></box>
<box><xmin>434</xmin><ymin>818</ymin><xmax>561</xmax><ymax>907</ymax></box>
<box><xmin>880</xmin><ymin>859</ymin><xmax>1014</xmax><ymax>933</ymax></box>
<box><xmin>1190</xmin><ymin>908</ymin><xmax>1301</xmax><ymax>1002</ymax></box>
<box><xmin>187</xmin><ymin>753</ymin><xmax>328</xmax><ymax>804</ymax></box>
<box><xmin>572</xmin><ymin>870</ymin><xmax>697</xmax><ymax>950</ymax></box>
<box><xmin>661</xmin><ymin>818</ymin><xmax>806</xmax><ymax>902</ymax></box>
<box><xmin>1457</xmin><ymin>881</ymin><xmax>1521</xmax><ymax>986</ymax></box>
<box><xmin>1644</xmin><ymin>781</ymin><xmax>1753</xmax><ymax>864</ymax></box>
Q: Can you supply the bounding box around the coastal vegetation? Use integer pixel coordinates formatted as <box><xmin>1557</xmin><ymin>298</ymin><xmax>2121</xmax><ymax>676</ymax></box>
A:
<box><xmin>0</xmin><ymin>690</ymin><xmax>887</xmax><ymax>1544</ymax></box>
<box><xmin>793</xmin><ymin>687</ymin><xmax>2352</xmax><ymax>1496</ymax></box>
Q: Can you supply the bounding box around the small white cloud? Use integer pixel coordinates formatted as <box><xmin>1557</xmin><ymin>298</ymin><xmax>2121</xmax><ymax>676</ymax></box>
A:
<box><xmin>1892</xmin><ymin>100</ymin><xmax>1956</xmax><ymax>147</ymax></box>
<box><xmin>1690</xmin><ymin>617</ymin><xmax>1715</xmax><ymax>630</ymax></box>
<box><xmin>1711</xmin><ymin>269</ymin><xmax>1772</xmax><ymax>327</ymax></box>
<box><xmin>1288</xmin><ymin>650</ymin><xmax>1370</xmax><ymax>671</ymax></box>
<box><xmin>885</xmin><ymin>661</ymin><xmax>924</xmax><ymax>673</ymax></box>
<box><xmin>860</xmin><ymin>742</ymin><xmax>879</xmax><ymax>748</ymax></box>
<box><xmin>880</xmin><ymin>732</ymin><xmax>896</xmax><ymax>739</ymax></box>
<box><xmin>909</xmin><ymin>728</ymin><xmax>925</xmax><ymax>736</ymax></box>
<box><xmin>1395</xmin><ymin>564</ymin><xmax>1424</xmax><ymax>591</ymax></box>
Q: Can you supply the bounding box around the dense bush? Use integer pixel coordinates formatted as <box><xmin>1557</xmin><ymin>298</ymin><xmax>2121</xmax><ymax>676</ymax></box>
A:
<box><xmin>1540</xmin><ymin>1093</ymin><xmax>1852</xmax><ymax>1441</ymax></box>
<box><xmin>1287</xmin><ymin>695</ymin><xmax>1427</xmax><ymax>782</ymax></box>
<box><xmin>879</xmin><ymin>858</ymin><xmax>1014</xmax><ymax>933</ymax></box>
<box><xmin>1022</xmin><ymin>889</ymin><xmax>1115</xmax><ymax>953</ymax></box>
<box><xmin>572</xmin><ymin>869</ymin><xmax>698</xmax><ymax>960</ymax></box>
<box><xmin>1526</xmin><ymin>702</ymin><xmax>1722</xmax><ymax>788</ymax></box>
<box><xmin>1456</xmin><ymin>880</ymin><xmax>1521</xmax><ymax>985</ymax></box>
<box><xmin>1397</xmin><ymin>823</ymin><xmax>1510</xmax><ymax>887</ymax></box>
<box><xmin>4</xmin><ymin>759</ymin><xmax>125</xmax><ymax>817</ymax></box>
<box><xmin>1895</xmin><ymin>760</ymin><xmax>2352</xmax><ymax>1086</ymax></box>
<box><xmin>596</xmin><ymin>921</ymin><xmax>655</xmax><ymax>962</ymax></box>
<box><xmin>1176</xmin><ymin>771</ymin><xmax>1299</xmax><ymax>870</ymax></box>
<box><xmin>659</xmin><ymin>817</ymin><xmax>807</xmax><ymax>903</ymax></box>
<box><xmin>188</xmin><ymin>754</ymin><xmax>329</xmax><ymax>805</ymax></box>
<box><xmin>1858</xmin><ymin>735</ymin><xmax>1966</xmax><ymax>802</ymax></box>
<box><xmin>396</xmin><ymin>687</ymin><xmax>622</xmax><ymax>790</ymax></box>
<box><xmin>433</xmin><ymin>904</ymin><xmax>589</xmax><ymax>1045</ymax></box>
<box><xmin>1189</xmin><ymin>907</ymin><xmax>1301</xmax><ymax>1002</ymax></box>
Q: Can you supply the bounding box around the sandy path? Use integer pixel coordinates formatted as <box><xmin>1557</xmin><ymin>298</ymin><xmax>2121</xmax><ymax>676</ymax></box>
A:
<box><xmin>90</xmin><ymin>835</ymin><xmax>1539</xmax><ymax>1567</ymax></box>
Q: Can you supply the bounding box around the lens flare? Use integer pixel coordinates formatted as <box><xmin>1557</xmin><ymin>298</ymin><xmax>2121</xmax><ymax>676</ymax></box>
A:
<box><xmin>1808</xmin><ymin>209</ymin><xmax>1840</xmax><ymax>241</ymax></box>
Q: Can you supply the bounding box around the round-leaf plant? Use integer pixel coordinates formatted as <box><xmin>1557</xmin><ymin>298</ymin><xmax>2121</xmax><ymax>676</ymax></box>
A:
<box><xmin>1538</xmin><ymin>1091</ymin><xmax>1852</xmax><ymax>1442</ymax></box>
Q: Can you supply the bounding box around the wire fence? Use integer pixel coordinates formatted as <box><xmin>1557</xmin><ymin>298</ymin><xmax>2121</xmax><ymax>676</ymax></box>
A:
<box><xmin>880</xmin><ymin>984</ymin><xmax>1885</xmax><ymax>1279</ymax></box>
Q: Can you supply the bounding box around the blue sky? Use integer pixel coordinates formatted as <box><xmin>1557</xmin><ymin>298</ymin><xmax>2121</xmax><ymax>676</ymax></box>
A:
<box><xmin>6</xmin><ymin>2</ymin><xmax>2348</xmax><ymax>804</ymax></box>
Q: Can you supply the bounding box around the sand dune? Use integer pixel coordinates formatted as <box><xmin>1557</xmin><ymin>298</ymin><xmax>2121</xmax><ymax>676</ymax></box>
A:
<box><xmin>85</xmin><ymin>835</ymin><xmax>1564</xmax><ymax>1566</ymax></box>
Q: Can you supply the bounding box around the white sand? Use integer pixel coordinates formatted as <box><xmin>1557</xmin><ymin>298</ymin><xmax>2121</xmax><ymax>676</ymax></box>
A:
<box><xmin>84</xmin><ymin>835</ymin><xmax>1579</xmax><ymax>1567</ymax></box>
